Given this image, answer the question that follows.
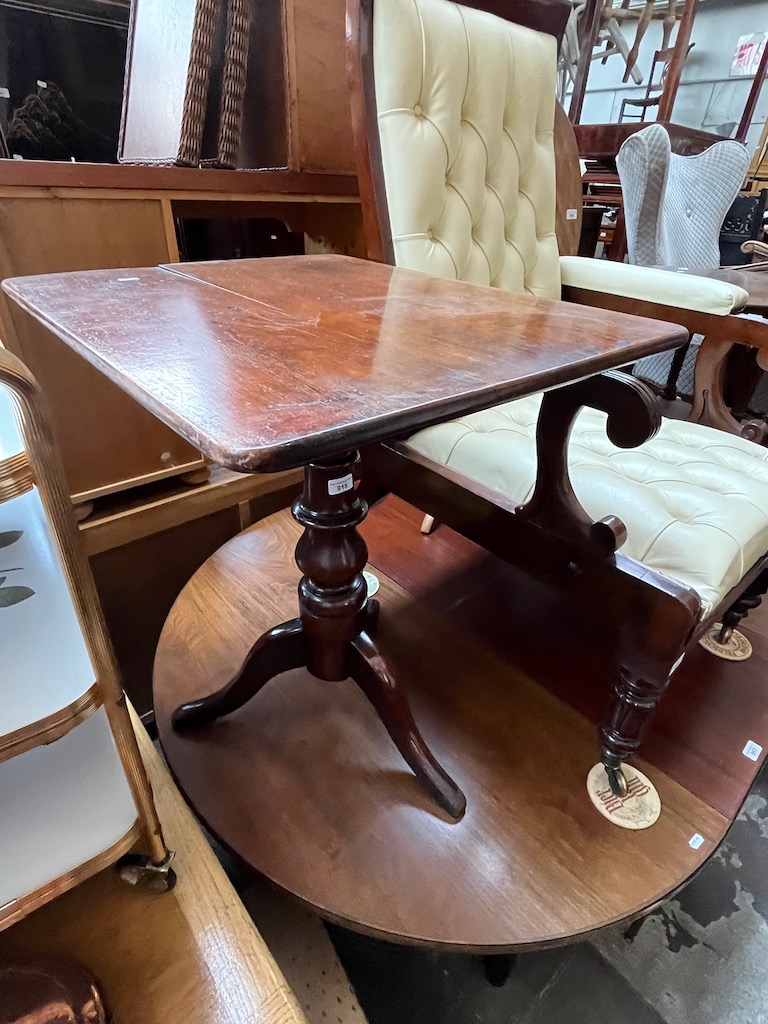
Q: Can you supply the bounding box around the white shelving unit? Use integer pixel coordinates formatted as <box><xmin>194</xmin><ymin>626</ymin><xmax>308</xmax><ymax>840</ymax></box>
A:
<box><xmin>0</xmin><ymin>708</ymin><xmax>139</xmax><ymax>914</ymax></box>
<box><xmin>0</xmin><ymin>351</ymin><xmax>173</xmax><ymax>932</ymax></box>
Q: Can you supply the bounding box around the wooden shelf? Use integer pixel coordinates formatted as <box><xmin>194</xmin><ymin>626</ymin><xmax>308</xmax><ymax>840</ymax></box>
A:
<box><xmin>0</xmin><ymin>160</ymin><xmax>359</xmax><ymax>200</ymax></box>
<box><xmin>0</xmin><ymin>708</ymin><xmax>139</xmax><ymax>929</ymax></box>
<box><xmin>79</xmin><ymin>464</ymin><xmax>302</xmax><ymax>556</ymax></box>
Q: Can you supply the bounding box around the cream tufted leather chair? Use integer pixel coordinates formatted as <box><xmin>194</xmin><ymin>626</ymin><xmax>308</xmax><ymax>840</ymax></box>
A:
<box><xmin>348</xmin><ymin>0</ymin><xmax>768</xmax><ymax>796</ymax></box>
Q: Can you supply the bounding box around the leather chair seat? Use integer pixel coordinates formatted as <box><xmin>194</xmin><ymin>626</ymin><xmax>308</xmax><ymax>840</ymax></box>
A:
<box><xmin>405</xmin><ymin>396</ymin><xmax>768</xmax><ymax>615</ymax></box>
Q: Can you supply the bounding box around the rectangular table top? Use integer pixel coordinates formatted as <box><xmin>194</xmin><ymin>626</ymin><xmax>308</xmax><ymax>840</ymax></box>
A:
<box><xmin>4</xmin><ymin>255</ymin><xmax>687</xmax><ymax>473</ymax></box>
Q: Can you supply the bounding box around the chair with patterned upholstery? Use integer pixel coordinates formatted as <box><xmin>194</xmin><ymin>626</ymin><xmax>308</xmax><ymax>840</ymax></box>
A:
<box><xmin>616</xmin><ymin>122</ymin><xmax>750</xmax><ymax>401</ymax></box>
<box><xmin>347</xmin><ymin>0</ymin><xmax>768</xmax><ymax>797</ymax></box>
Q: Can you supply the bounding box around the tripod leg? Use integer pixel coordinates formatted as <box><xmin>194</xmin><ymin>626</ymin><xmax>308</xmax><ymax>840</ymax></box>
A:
<box><xmin>348</xmin><ymin>629</ymin><xmax>466</xmax><ymax>820</ymax></box>
<box><xmin>172</xmin><ymin>618</ymin><xmax>306</xmax><ymax>729</ymax></box>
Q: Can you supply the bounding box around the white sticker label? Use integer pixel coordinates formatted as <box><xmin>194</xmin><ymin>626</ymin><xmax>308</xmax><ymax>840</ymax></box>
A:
<box><xmin>328</xmin><ymin>474</ymin><xmax>353</xmax><ymax>496</ymax></box>
<box><xmin>743</xmin><ymin>740</ymin><xmax>763</xmax><ymax>762</ymax></box>
<box><xmin>566</xmin><ymin>208</ymin><xmax>578</xmax><ymax>221</ymax></box>
<box><xmin>689</xmin><ymin>833</ymin><xmax>705</xmax><ymax>850</ymax></box>
<box><xmin>37</xmin><ymin>79</ymin><xmax>48</xmax><ymax>89</ymax></box>
<box><xmin>0</xmin><ymin>88</ymin><xmax>9</xmax><ymax>99</ymax></box>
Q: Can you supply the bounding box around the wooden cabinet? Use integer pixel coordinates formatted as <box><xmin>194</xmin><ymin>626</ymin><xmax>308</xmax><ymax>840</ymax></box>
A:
<box><xmin>284</xmin><ymin>0</ymin><xmax>355</xmax><ymax>173</ymax></box>
<box><xmin>234</xmin><ymin>0</ymin><xmax>355</xmax><ymax>173</ymax></box>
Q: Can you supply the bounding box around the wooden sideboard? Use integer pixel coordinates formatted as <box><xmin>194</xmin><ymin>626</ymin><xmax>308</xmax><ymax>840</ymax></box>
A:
<box><xmin>575</xmin><ymin>121</ymin><xmax>726</xmax><ymax>166</ymax></box>
<box><xmin>0</xmin><ymin>160</ymin><xmax>361</xmax><ymax>507</ymax></box>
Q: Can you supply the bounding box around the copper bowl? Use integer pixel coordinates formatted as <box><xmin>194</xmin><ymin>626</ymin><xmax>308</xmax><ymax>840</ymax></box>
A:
<box><xmin>0</xmin><ymin>957</ymin><xmax>107</xmax><ymax>1024</ymax></box>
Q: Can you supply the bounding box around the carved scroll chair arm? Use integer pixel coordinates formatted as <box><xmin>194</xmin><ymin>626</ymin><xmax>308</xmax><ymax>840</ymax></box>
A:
<box><xmin>364</xmin><ymin>368</ymin><xmax>701</xmax><ymax>797</ymax></box>
<box><xmin>515</xmin><ymin>370</ymin><xmax>661</xmax><ymax>563</ymax></box>
<box><xmin>558</xmin><ymin>256</ymin><xmax>768</xmax><ymax>442</ymax></box>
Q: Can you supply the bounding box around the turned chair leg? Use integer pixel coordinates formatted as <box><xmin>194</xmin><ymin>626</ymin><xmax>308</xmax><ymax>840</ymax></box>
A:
<box><xmin>599</xmin><ymin>668</ymin><xmax>673</xmax><ymax>797</ymax></box>
<box><xmin>715</xmin><ymin>570</ymin><xmax>768</xmax><ymax>645</ymax></box>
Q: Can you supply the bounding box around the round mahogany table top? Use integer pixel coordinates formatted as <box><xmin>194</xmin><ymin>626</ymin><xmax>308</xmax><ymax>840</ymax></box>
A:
<box><xmin>153</xmin><ymin>510</ymin><xmax>728</xmax><ymax>952</ymax></box>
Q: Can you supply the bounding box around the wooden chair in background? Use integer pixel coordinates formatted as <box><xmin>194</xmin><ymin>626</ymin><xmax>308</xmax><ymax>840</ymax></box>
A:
<box><xmin>618</xmin><ymin>45</ymin><xmax>693</xmax><ymax>123</ymax></box>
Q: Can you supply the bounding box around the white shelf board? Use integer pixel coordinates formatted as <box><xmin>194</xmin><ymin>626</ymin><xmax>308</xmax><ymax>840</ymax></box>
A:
<box><xmin>0</xmin><ymin>707</ymin><xmax>138</xmax><ymax>911</ymax></box>
<box><xmin>0</xmin><ymin>485</ymin><xmax>97</xmax><ymax>741</ymax></box>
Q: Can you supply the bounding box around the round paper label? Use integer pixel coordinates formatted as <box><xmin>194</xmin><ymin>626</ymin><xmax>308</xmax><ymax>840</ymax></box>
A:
<box><xmin>363</xmin><ymin>571</ymin><xmax>380</xmax><ymax>597</ymax></box>
<box><xmin>586</xmin><ymin>763</ymin><xmax>661</xmax><ymax>830</ymax></box>
<box><xmin>699</xmin><ymin>624</ymin><xmax>752</xmax><ymax>662</ymax></box>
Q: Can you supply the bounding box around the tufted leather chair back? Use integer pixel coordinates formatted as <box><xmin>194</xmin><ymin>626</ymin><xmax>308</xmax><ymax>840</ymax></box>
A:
<box><xmin>348</xmin><ymin>0</ymin><xmax>570</xmax><ymax>299</ymax></box>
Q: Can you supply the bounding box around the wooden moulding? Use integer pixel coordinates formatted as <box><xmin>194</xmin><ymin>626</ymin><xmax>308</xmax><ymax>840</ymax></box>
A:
<box><xmin>0</xmin><ymin>451</ymin><xmax>33</xmax><ymax>503</ymax></box>
<box><xmin>79</xmin><ymin>465</ymin><xmax>302</xmax><ymax>557</ymax></box>
<box><xmin>0</xmin><ymin>683</ymin><xmax>102</xmax><ymax>766</ymax></box>
<box><xmin>0</xmin><ymin>159</ymin><xmax>359</xmax><ymax>196</ymax></box>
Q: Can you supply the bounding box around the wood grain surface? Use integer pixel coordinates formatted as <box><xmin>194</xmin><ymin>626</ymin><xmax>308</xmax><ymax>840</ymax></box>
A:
<box><xmin>153</xmin><ymin>505</ymin><xmax>730</xmax><ymax>952</ymax></box>
<box><xmin>0</xmin><ymin>711</ymin><xmax>308</xmax><ymax>1024</ymax></box>
<box><xmin>573</xmin><ymin>121</ymin><xmax>724</xmax><ymax>165</ymax></box>
<box><xmin>554</xmin><ymin>102</ymin><xmax>583</xmax><ymax>258</ymax></box>
<box><xmin>0</xmin><ymin>159</ymin><xmax>357</xmax><ymax>195</ymax></box>
<box><xmin>4</xmin><ymin>256</ymin><xmax>687</xmax><ymax>473</ymax></box>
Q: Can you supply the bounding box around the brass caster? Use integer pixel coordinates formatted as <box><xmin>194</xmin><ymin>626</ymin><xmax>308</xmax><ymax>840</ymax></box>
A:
<box><xmin>180</xmin><ymin>466</ymin><xmax>211</xmax><ymax>486</ymax></box>
<box><xmin>605</xmin><ymin>764</ymin><xmax>628</xmax><ymax>798</ymax></box>
<box><xmin>116</xmin><ymin>851</ymin><xmax>177</xmax><ymax>892</ymax></box>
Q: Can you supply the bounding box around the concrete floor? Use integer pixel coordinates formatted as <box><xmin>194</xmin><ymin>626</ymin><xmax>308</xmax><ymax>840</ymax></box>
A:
<box><xmin>323</xmin><ymin>603</ymin><xmax>768</xmax><ymax>1024</ymax></box>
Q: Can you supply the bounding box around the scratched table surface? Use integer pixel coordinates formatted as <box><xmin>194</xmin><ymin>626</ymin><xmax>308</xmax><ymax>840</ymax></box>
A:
<box><xmin>4</xmin><ymin>255</ymin><xmax>687</xmax><ymax>473</ymax></box>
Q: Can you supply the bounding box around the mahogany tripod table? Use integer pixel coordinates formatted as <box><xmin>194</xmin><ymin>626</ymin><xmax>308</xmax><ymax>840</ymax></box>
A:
<box><xmin>4</xmin><ymin>255</ymin><xmax>686</xmax><ymax>822</ymax></box>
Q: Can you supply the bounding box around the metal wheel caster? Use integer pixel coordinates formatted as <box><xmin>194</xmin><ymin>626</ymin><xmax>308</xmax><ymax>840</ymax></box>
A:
<box><xmin>716</xmin><ymin>624</ymin><xmax>733</xmax><ymax>645</ymax></box>
<box><xmin>116</xmin><ymin>851</ymin><xmax>177</xmax><ymax>892</ymax></box>
<box><xmin>605</xmin><ymin>764</ymin><xmax>628</xmax><ymax>797</ymax></box>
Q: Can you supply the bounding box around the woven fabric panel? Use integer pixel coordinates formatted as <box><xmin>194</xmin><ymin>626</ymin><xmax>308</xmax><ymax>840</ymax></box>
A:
<box><xmin>618</xmin><ymin>124</ymin><xmax>750</xmax><ymax>399</ymax></box>
<box><xmin>209</xmin><ymin>0</ymin><xmax>252</xmax><ymax>168</ymax></box>
<box><xmin>634</xmin><ymin>335</ymin><xmax>702</xmax><ymax>399</ymax></box>
<box><xmin>177</xmin><ymin>0</ymin><xmax>223</xmax><ymax>165</ymax></box>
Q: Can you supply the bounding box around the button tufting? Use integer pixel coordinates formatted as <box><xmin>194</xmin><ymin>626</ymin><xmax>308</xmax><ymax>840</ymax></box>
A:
<box><xmin>414</xmin><ymin>104</ymin><xmax>423</xmax><ymax>116</ymax></box>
